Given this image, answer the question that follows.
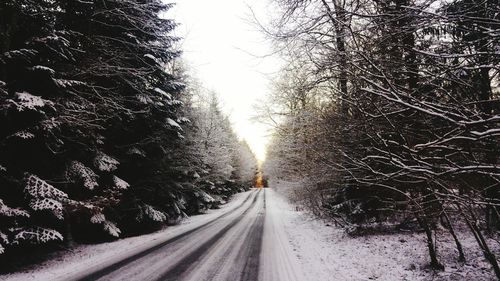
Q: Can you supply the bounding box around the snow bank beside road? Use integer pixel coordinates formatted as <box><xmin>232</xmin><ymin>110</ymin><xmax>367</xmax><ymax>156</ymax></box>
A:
<box><xmin>268</xmin><ymin>185</ymin><xmax>497</xmax><ymax>281</ymax></box>
<box><xmin>267</xmin><ymin>188</ymin><xmax>424</xmax><ymax>281</ymax></box>
<box><xmin>260</xmin><ymin>189</ymin><xmax>305</xmax><ymax>281</ymax></box>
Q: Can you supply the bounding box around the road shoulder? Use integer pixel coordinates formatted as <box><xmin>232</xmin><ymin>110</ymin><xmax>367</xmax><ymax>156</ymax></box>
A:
<box><xmin>268</xmin><ymin>184</ymin><xmax>498</xmax><ymax>281</ymax></box>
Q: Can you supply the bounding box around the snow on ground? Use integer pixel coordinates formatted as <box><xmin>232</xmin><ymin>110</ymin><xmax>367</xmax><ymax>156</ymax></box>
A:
<box><xmin>1</xmin><ymin>191</ymin><xmax>252</xmax><ymax>281</ymax></box>
<box><xmin>261</xmin><ymin>189</ymin><xmax>305</xmax><ymax>281</ymax></box>
<box><xmin>268</xmin><ymin>181</ymin><xmax>498</xmax><ymax>281</ymax></box>
<box><xmin>2</xmin><ymin>185</ymin><xmax>498</xmax><ymax>281</ymax></box>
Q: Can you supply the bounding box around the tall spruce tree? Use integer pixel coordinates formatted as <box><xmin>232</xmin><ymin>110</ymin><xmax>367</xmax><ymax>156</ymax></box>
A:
<box><xmin>0</xmin><ymin>0</ymin><xmax>185</xmax><ymax>254</ymax></box>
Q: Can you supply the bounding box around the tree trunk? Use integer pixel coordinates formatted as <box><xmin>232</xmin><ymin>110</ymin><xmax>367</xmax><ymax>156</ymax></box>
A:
<box><xmin>321</xmin><ymin>0</ymin><xmax>349</xmax><ymax>115</ymax></box>
<box><xmin>64</xmin><ymin>210</ymin><xmax>75</xmax><ymax>248</ymax></box>
<box><xmin>442</xmin><ymin>210</ymin><xmax>466</xmax><ymax>262</ymax></box>
<box><xmin>459</xmin><ymin>204</ymin><xmax>500</xmax><ymax>280</ymax></box>
<box><xmin>417</xmin><ymin>216</ymin><xmax>444</xmax><ymax>270</ymax></box>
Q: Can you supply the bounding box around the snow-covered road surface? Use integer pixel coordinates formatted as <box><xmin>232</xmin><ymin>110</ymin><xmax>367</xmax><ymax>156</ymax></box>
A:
<box><xmin>4</xmin><ymin>186</ymin><xmax>495</xmax><ymax>281</ymax></box>
<box><xmin>54</xmin><ymin>188</ymin><xmax>302</xmax><ymax>281</ymax></box>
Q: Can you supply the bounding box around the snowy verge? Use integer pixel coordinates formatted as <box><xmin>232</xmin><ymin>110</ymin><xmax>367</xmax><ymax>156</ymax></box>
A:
<box><xmin>260</xmin><ymin>188</ymin><xmax>305</xmax><ymax>281</ymax></box>
<box><xmin>268</xmin><ymin>184</ymin><xmax>498</xmax><ymax>281</ymax></box>
<box><xmin>1</xmin><ymin>191</ymin><xmax>252</xmax><ymax>281</ymax></box>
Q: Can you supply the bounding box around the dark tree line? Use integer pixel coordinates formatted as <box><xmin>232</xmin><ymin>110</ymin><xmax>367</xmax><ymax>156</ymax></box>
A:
<box><xmin>262</xmin><ymin>0</ymin><xmax>499</xmax><ymax>277</ymax></box>
<box><xmin>0</xmin><ymin>0</ymin><xmax>256</xmax><ymax>261</ymax></box>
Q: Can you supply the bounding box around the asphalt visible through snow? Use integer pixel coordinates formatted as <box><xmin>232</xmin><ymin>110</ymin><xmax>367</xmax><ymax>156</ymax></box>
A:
<box><xmin>71</xmin><ymin>189</ymin><xmax>269</xmax><ymax>281</ymax></box>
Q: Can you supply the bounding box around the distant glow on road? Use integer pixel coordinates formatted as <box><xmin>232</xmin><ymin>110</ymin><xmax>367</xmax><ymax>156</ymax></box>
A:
<box><xmin>170</xmin><ymin>0</ymin><xmax>281</xmax><ymax>161</ymax></box>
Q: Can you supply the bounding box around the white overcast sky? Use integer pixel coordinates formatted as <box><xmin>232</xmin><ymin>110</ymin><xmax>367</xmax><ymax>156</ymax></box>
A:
<box><xmin>169</xmin><ymin>0</ymin><xmax>282</xmax><ymax>161</ymax></box>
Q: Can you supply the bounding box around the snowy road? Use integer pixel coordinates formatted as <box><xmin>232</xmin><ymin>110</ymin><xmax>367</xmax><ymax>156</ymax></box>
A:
<box><xmin>59</xmin><ymin>188</ymin><xmax>302</xmax><ymax>281</ymax></box>
<box><xmin>4</xmin><ymin>186</ymin><xmax>495</xmax><ymax>281</ymax></box>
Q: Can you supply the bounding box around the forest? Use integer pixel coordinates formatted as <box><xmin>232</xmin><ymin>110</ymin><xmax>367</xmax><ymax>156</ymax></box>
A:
<box><xmin>262</xmin><ymin>0</ymin><xmax>500</xmax><ymax>277</ymax></box>
<box><xmin>0</xmin><ymin>0</ymin><xmax>257</xmax><ymax>264</ymax></box>
<box><xmin>0</xmin><ymin>0</ymin><xmax>499</xmax><ymax>280</ymax></box>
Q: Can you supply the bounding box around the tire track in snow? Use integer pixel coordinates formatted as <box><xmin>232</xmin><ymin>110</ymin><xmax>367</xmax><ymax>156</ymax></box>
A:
<box><xmin>259</xmin><ymin>189</ymin><xmax>305</xmax><ymax>281</ymax></box>
<box><xmin>156</xmin><ymin>189</ymin><xmax>263</xmax><ymax>281</ymax></box>
<box><xmin>240</xmin><ymin>187</ymin><xmax>265</xmax><ymax>281</ymax></box>
<box><xmin>178</xmin><ymin>189</ymin><xmax>266</xmax><ymax>281</ymax></box>
<box><xmin>72</xmin><ymin>190</ymin><xmax>258</xmax><ymax>281</ymax></box>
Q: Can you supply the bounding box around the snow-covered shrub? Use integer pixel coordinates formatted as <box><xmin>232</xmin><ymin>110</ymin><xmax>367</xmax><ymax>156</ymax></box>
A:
<box><xmin>94</xmin><ymin>152</ymin><xmax>119</xmax><ymax>172</ymax></box>
<box><xmin>126</xmin><ymin>147</ymin><xmax>146</xmax><ymax>157</ymax></box>
<box><xmin>65</xmin><ymin>161</ymin><xmax>99</xmax><ymax>190</ymax></box>
<box><xmin>39</xmin><ymin>118</ymin><xmax>61</xmax><ymax>131</ymax></box>
<box><xmin>154</xmin><ymin>87</ymin><xmax>172</xmax><ymax>99</ymax></box>
<box><xmin>11</xmin><ymin>130</ymin><xmax>36</xmax><ymax>139</ymax></box>
<box><xmin>137</xmin><ymin>204</ymin><xmax>167</xmax><ymax>222</ymax></box>
<box><xmin>2</xmin><ymin>48</ymin><xmax>38</xmax><ymax>63</ymax></box>
<box><xmin>0</xmin><ymin>231</ymin><xmax>8</xmax><ymax>254</ymax></box>
<box><xmin>112</xmin><ymin>176</ymin><xmax>129</xmax><ymax>190</ymax></box>
<box><xmin>196</xmin><ymin>190</ymin><xmax>215</xmax><ymax>204</ymax></box>
<box><xmin>29</xmin><ymin>198</ymin><xmax>64</xmax><ymax>220</ymax></box>
<box><xmin>88</xmin><ymin>210</ymin><xmax>121</xmax><ymax>238</ymax></box>
<box><xmin>30</xmin><ymin>65</ymin><xmax>55</xmax><ymax>77</ymax></box>
<box><xmin>0</xmin><ymin>199</ymin><xmax>30</xmax><ymax>218</ymax></box>
<box><xmin>24</xmin><ymin>174</ymin><xmax>68</xmax><ymax>220</ymax></box>
<box><xmin>9</xmin><ymin>92</ymin><xmax>54</xmax><ymax>112</ymax></box>
<box><xmin>13</xmin><ymin>227</ymin><xmax>63</xmax><ymax>245</ymax></box>
<box><xmin>90</xmin><ymin>213</ymin><xmax>106</xmax><ymax>224</ymax></box>
<box><xmin>24</xmin><ymin>174</ymin><xmax>68</xmax><ymax>200</ymax></box>
<box><xmin>53</xmin><ymin>78</ymin><xmax>86</xmax><ymax>89</ymax></box>
<box><xmin>166</xmin><ymin>118</ymin><xmax>182</xmax><ymax>131</ymax></box>
<box><xmin>102</xmin><ymin>221</ymin><xmax>121</xmax><ymax>238</ymax></box>
<box><xmin>136</xmin><ymin>94</ymin><xmax>153</xmax><ymax>105</ymax></box>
